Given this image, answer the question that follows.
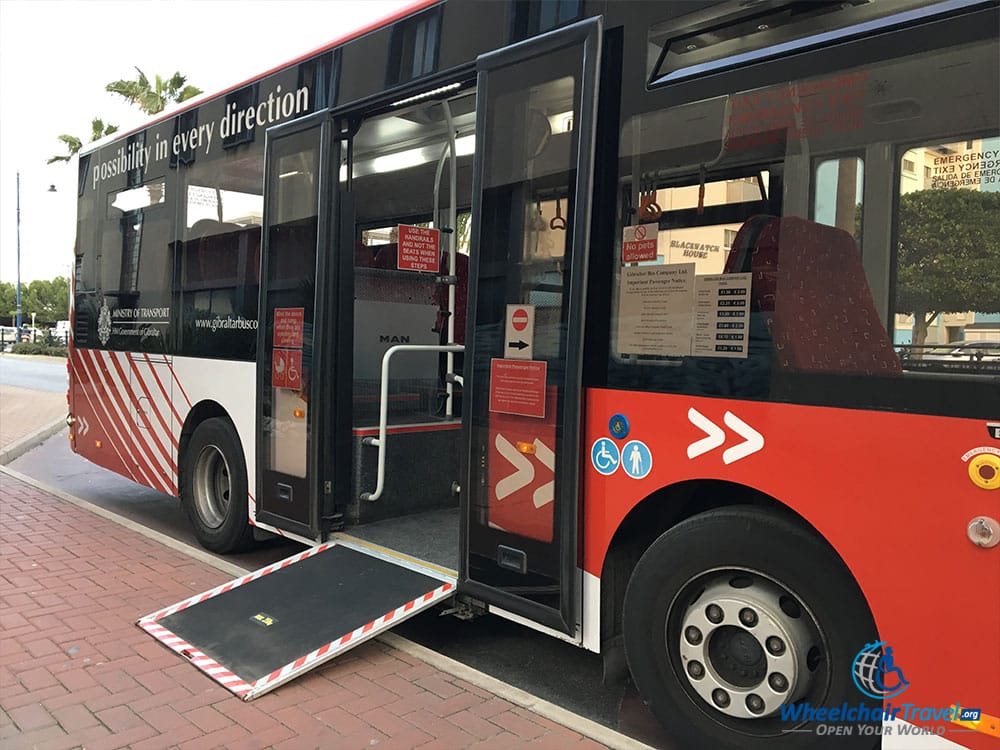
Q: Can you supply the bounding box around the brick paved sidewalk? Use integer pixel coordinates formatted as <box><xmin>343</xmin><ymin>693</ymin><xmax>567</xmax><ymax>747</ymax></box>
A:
<box><xmin>0</xmin><ymin>472</ymin><xmax>608</xmax><ymax>750</ymax></box>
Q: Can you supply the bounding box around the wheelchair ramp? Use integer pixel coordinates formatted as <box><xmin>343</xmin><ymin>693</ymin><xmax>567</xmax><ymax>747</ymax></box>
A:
<box><xmin>137</xmin><ymin>541</ymin><xmax>455</xmax><ymax>699</ymax></box>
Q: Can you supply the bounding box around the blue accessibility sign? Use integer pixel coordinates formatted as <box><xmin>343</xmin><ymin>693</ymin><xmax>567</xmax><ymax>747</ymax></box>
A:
<box><xmin>621</xmin><ymin>440</ymin><xmax>652</xmax><ymax>480</ymax></box>
<box><xmin>591</xmin><ymin>438</ymin><xmax>620</xmax><ymax>476</ymax></box>
<box><xmin>608</xmin><ymin>413</ymin><xmax>630</xmax><ymax>440</ymax></box>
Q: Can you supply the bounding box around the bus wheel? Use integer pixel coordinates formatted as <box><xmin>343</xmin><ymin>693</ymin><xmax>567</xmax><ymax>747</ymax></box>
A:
<box><xmin>181</xmin><ymin>417</ymin><xmax>254</xmax><ymax>553</ymax></box>
<box><xmin>623</xmin><ymin>506</ymin><xmax>878</xmax><ymax>749</ymax></box>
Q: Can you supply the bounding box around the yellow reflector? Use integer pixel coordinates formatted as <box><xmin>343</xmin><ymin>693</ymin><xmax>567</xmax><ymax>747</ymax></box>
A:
<box><xmin>95</xmin><ymin>440</ymin><xmax>102</xmax><ymax>449</ymax></box>
<box><xmin>951</xmin><ymin>706</ymin><xmax>1000</xmax><ymax>738</ymax></box>
<box><xmin>293</xmin><ymin>409</ymin><xmax>305</xmax><ymax>419</ymax></box>
<box><xmin>516</xmin><ymin>441</ymin><xmax>535</xmax><ymax>455</ymax></box>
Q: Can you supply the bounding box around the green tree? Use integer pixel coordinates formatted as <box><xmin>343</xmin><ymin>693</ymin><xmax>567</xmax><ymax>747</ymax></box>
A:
<box><xmin>106</xmin><ymin>68</ymin><xmax>202</xmax><ymax>115</ymax></box>
<box><xmin>47</xmin><ymin>118</ymin><xmax>118</xmax><ymax>164</ymax></box>
<box><xmin>7</xmin><ymin>277</ymin><xmax>70</xmax><ymax>327</ymax></box>
<box><xmin>0</xmin><ymin>281</ymin><xmax>16</xmax><ymax>326</ymax></box>
<box><xmin>896</xmin><ymin>189</ymin><xmax>1000</xmax><ymax>347</ymax></box>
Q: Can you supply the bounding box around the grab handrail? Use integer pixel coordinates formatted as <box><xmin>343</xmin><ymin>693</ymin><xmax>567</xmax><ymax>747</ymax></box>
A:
<box><xmin>360</xmin><ymin>343</ymin><xmax>465</xmax><ymax>502</ymax></box>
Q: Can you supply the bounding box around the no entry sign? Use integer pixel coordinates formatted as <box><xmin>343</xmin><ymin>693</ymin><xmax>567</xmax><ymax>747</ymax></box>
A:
<box><xmin>504</xmin><ymin>304</ymin><xmax>535</xmax><ymax>360</ymax></box>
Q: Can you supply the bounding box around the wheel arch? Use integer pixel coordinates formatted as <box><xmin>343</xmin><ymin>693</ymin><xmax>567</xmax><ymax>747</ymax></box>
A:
<box><xmin>598</xmin><ymin>479</ymin><xmax>877</xmax><ymax>671</ymax></box>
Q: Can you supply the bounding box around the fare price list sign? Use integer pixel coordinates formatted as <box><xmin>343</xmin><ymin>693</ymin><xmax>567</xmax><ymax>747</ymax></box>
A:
<box><xmin>397</xmin><ymin>225</ymin><xmax>441</xmax><ymax>272</ymax></box>
<box><xmin>693</xmin><ymin>273</ymin><xmax>751</xmax><ymax>359</ymax></box>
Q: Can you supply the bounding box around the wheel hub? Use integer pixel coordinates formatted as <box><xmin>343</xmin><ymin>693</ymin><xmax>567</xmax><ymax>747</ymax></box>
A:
<box><xmin>708</xmin><ymin>625</ymin><xmax>767</xmax><ymax>688</ymax></box>
<box><xmin>192</xmin><ymin>444</ymin><xmax>231</xmax><ymax>529</ymax></box>
<box><xmin>674</xmin><ymin>574</ymin><xmax>818</xmax><ymax>719</ymax></box>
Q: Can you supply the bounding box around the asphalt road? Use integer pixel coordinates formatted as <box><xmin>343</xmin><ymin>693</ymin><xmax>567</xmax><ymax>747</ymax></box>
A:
<box><xmin>9</xmin><ymin>425</ymin><xmax>672</xmax><ymax>748</ymax></box>
<box><xmin>0</xmin><ymin>354</ymin><xmax>67</xmax><ymax>392</ymax></box>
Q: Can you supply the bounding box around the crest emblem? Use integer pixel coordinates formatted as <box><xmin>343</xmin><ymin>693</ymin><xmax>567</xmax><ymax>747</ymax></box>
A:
<box><xmin>97</xmin><ymin>301</ymin><xmax>112</xmax><ymax>346</ymax></box>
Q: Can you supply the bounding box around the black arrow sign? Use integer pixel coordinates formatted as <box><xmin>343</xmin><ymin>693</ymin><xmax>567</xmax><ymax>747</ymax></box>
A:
<box><xmin>508</xmin><ymin>340</ymin><xmax>529</xmax><ymax>351</ymax></box>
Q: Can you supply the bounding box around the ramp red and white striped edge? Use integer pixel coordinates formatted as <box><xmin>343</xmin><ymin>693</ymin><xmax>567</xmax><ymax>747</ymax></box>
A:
<box><xmin>136</xmin><ymin>541</ymin><xmax>456</xmax><ymax>700</ymax></box>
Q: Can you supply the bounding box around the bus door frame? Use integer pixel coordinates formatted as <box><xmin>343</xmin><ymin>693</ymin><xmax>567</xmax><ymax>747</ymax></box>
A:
<box><xmin>460</xmin><ymin>17</ymin><xmax>602</xmax><ymax>636</ymax></box>
<box><xmin>255</xmin><ymin>110</ymin><xmax>355</xmax><ymax>539</ymax></box>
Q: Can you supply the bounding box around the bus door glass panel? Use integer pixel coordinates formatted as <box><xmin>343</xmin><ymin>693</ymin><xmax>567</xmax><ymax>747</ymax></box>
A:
<box><xmin>349</xmin><ymin>91</ymin><xmax>477</xmax><ymax>428</ymax></box>
<box><xmin>258</xmin><ymin>125</ymin><xmax>321</xmax><ymax>535</ymax></box>
<box><xmin>464</xmin><ymin>19</ymin><xmax>600</xmax><ymax>634</ymax></box>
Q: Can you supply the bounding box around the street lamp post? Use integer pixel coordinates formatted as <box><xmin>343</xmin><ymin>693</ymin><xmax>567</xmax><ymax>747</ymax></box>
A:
<box><xmin>14</xmin><ymin>173</ymin><xmax>58</xmax><ymax>343</ymax></box>
<box><xmin>16</xmin><ymin>171</ymin><xmax>22</xmax><ymax>340</ymax></box>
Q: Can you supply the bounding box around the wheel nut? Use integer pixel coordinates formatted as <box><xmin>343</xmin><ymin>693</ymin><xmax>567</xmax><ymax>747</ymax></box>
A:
<box><xmin>739</xmin><ymin>608</ymin><xmax>758</xmax><ymax>627</ymax></box>
<box><xmin>685</xmin><ymin>626</ymin><xmax>703</xmax><ymax>645</ymax></box>
<box><xmin>712</xmin><ymin>688</ymin><xmax>730</xmax><ymax>708</ymax></box>
<box><xmin>766</xmin><ymin>636</ymin><xmax>785</xmax><ymax>655</ymax></box>
<box><xmin>746</xmin><ymin>693</ymin><xmax>765</xmax><ymax>714</ymax></box>
<box><xmin>769</xmin><ymin>672</ymin><xmax>788</xmax><ymax>692</ymax></box>
<box><xmin>687</xmin><ymin>661</ymin><xmax>705</xmax><ymax>679</ymax></box>
<box><xmin>706</xmin><ymin>604</ymin><xmax>724</xmax><ymax>624</ymax></box>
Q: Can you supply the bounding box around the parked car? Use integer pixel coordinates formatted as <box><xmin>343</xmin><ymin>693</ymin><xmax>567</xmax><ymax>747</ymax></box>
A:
<box><xmin>923</xmin><ymin>340</ymin><xmax>1000</xmax><ymax>362</ymax></box>
<box><xmin>0</xmin><ymin>326</ymin><xmax>16</xmax><ymax>351</ymax></box>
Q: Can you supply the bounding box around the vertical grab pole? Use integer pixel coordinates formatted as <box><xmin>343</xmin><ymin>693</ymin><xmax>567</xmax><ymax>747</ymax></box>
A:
<box><xmin>442</xmin><ymin>100</ymin><xmax>458</xmax><ymax>417</ymax></box>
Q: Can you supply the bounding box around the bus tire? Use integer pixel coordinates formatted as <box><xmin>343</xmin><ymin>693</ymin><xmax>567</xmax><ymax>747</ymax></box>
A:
<box><xmin>181</xmin><ymin>417</ymin><xmax>254</xmax><ymax>554</ymax></box>
<box><xmin>623</xmin><ymin>506</ymin><xmax>879</xmax><ymax>750</ymax></box>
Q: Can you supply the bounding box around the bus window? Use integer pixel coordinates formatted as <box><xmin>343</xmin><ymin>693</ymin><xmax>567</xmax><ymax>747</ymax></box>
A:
<box><xmin>813</xmin><ymin>156</ymin><xmax>863</xmax><ymax>243</ymax></box>
<box><xmin>174</xmin><ymin>143</ymin><xmax>265</xmax><ymax>360</ymax></box>
<box><xmin>893</xmin><ymin>138</ymin><xmax>1000</xmax><ymax>373</ymax></box>
<box><xmin>609</xmin><ymin>23</ymin><xmax>998</xmax><ymax>416</ymax></box>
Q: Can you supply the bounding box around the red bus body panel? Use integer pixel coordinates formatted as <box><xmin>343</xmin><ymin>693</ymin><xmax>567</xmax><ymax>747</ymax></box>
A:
<box><xmin>584</xmin><ymin>387</ymin><xmax>999</xmax><ymax>742</ymax></box>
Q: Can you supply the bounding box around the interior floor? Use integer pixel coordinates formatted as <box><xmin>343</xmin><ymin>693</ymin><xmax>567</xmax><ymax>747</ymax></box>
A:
<box><xmin>346</xmin><ymin>507</ymin><xmax>460</xmax><ymax>572</ymax></box>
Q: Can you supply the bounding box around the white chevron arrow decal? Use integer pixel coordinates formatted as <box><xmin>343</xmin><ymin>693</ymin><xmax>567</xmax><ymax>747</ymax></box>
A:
<box><xmin>687</xmin><ymin>408</ymin><xmax>764</xmax><ymax>464</ymax></box>
<box><xmin>494</xmin><ymin>434</ymin><xmax>534</xmax><ymax>500</ymax></box>
<box><xmin>722</xmin><ymin>411</ymin><xmax>764</xmax><ymax>464</ymax></box>
<box><xmin>531</xmin><ymin>438</ymin><xmax>555</xmax><ymax>508</ymax></box>
<box><xmin>687</xmin><ymin>408</ymin><xmax>726</xmax><ymax>459</ymax></box>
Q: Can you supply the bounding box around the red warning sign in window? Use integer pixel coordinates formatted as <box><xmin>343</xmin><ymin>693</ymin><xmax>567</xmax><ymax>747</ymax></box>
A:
<box><xmin>397</xmin><ymin>225</ymin><xmax>441</xmax><ymax>272</ymax></box>
<box><xmin>274</xmin><ymin>308</ymin><xmax>304</xmax><ymax>348</ymax></box>
<box><xmin>489</xmin><ymin>359</ymin><xmax>547</xmax><ymax>418</ymax></box>
<box><xmin>272</xmin><ymin>348</ymin><xmax>302</xmax><ymax>389</ymax></box>
<box><xmin>622</xmin><ymin>223</ymin><xmax>658</xmax><ymax>264</ymax></box>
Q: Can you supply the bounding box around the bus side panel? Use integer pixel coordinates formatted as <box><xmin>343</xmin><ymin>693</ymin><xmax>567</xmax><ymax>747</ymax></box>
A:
<box><xmin>584</xmin><ymin>387</ymin><xmax>999</xmax><ymax>739</ymax></box>
<box><xmin>68</xmin><ymin>348</ymin><xmax>176</xmax><ymax>496</ymax></box>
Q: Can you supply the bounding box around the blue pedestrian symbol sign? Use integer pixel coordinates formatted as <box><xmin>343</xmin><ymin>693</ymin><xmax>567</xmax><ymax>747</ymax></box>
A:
<box><xmin>591</xmin><ymin>438</ymin><xmax>620</xmax><ymax>476</ymax></box>
<box><xmin>621</xmin><ymin>440</ymin><xmax>652</xmax><ymax>480</ymax></box>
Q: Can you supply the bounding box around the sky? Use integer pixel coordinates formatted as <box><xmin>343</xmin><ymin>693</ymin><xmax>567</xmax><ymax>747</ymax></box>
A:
<box><xmin>0</xmin><ymin>0</ymin><xmax>412</xmax><ymax>285</ymax></box>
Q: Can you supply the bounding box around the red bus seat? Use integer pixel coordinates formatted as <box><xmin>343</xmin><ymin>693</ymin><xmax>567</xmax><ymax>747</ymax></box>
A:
<box><xmin>751</xmin><ymin>217</ymin><xmax>901</xmax><ymax>375</ymax></box>
<box><xmin>724</xmin><ymin>214</ymin><xmax>777</xmax><ymax>275</ymax></box>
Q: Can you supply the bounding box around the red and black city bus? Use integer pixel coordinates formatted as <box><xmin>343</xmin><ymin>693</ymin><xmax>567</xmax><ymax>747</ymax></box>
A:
<box><xmin>67</xmin><ymin>0</ymin><xmax>999</xmax><ymax>747</ymax></box>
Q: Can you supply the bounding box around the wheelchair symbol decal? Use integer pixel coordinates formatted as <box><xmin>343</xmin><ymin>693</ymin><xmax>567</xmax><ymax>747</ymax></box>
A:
<box><xmin>591</xmin><ymin>438</ymin><xmax>620</xmax><ymax>476</ymax></box>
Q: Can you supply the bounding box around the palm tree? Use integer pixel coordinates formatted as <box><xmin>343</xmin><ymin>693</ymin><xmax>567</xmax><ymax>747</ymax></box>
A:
<box><xmin>105</xmin><ymin>68</ymin><xmax>202</xmax><ymax>115</ymax></box>
<box><xmin>47</xmin><ymin>118</ymin><xmax>119</xmax><ymax>164</ymax></box>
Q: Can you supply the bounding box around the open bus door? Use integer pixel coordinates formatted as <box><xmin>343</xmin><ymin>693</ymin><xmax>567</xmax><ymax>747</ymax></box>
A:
<box><xmin>254</xmin><ymin>111</ymin><xmax>353</xmax><ymax>538</ymax></box>
<box><xmin>136</xmin><ymin>113</ymin><xmax>457</xmax><ymax>700</ymax></box>
<box><xmin>461</xmin><ymin>18</ymin><xmax>602</xmax><ymax>636</ymax></box>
